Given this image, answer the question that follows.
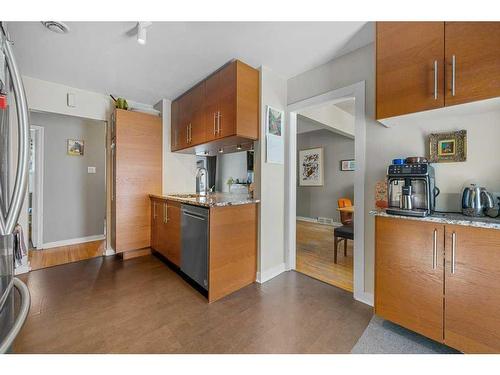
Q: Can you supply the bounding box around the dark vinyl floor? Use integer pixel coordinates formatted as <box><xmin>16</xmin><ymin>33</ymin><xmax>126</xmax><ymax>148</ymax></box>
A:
<box><xmin>13</xmin><ymin>254</ymin><xmax>373</xmax><ymax>353</ymax></box>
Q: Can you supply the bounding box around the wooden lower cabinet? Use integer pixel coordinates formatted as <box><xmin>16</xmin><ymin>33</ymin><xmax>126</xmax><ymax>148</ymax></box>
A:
<box><xmin>375</xmin><ymin>216</ymin><xmax>445</xmax><ymax>342</ymax></box>
<box><xmin>376</xmin><ymin>216</ymin><xmax>500</xmax><ymax>353</ymax></box>
<box><xmin>150</xmin><ymin>198</ymin><xmax>181</xmax><ymax>267</ymax></box>
<box><xmin>444</xmin><ymin>225</ymin><xmax>500</xmax><ymax>353</ymax></box>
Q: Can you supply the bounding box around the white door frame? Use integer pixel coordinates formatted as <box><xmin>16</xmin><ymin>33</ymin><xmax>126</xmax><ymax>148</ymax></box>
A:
<box><xmin>30</xmin><ymin>125</ymin><xmax>44</xmax><ymax>249</ymax></box>
<box><xmin>285</xmin><ymin>81</ymin><xmax>373</xmax><ymax>306</ymax></box>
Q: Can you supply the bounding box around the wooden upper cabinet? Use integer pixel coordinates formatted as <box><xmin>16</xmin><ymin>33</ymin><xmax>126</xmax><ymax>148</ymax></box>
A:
<box><xmin>444</xmin><ymin>225</ymin><xmax>500</xmax><ymax>353</ymax></box>
<box><xmin>172</xmin><ymin>59</ymin><xmax>259</xmax><ymax>152</ymax></box>
<box><xmin>376</xmin><ymin>22</ymin><xmax>445</xmax><ymax>119</ymax></box>
<box><xmin>444</xmin><ymin>22</ymin><xmax>500</xmax><ymax>107</ymax></box>
<box><xmin>376</xmin><ymin>22</ymin><xmax>500</xmax><ymax>119</ymax></box>
<box><xmin>375</xmin><ymin>216</ymin><xmax>444</xmax><ymax>342</ymax></box>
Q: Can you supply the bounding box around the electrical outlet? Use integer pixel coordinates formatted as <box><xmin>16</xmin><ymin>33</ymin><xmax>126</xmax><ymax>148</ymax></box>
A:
<box><xmin>87</xmin><ymin>166</ymin><xmax>96</xmax><ymax>174</ymax></box>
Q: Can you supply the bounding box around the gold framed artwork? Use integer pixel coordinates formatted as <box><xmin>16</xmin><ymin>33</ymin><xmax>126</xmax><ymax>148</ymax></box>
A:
<box><xmin>428</xmin><ymin>130</ymin><xmax>466</xmax><ymax>163</ymax></box>
<box><xmin>67</xmin><ymin>139</ymin><xmax>84</xmax><ymax>156</ymax></box>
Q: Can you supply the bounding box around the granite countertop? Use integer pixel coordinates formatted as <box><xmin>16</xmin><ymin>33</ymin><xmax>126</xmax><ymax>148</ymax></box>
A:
<box><xmin>149</xmin><ymin>192</ymin><xmax>260</xmax><ymax>208</ymax></box>
<box><xmin>370</xmin><ymin>209</ymin><xmax>500</xmax><ymax>230</ymax></box>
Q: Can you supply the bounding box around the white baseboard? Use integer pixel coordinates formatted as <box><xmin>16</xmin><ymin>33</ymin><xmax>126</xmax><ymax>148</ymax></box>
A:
<box><xmin>14</xmin><ymin>264</ymin><xmax>31</xmax><ymax>275</ymax></box>
<box><xmin>256</xmin><ymin>262</ymin><xmax>287</xmax><ymax>284</ymax></box>
<box><xmin>103</xmin><ymin>249</ymin><xmax>115</xmax><ymax>256</ymax></box>
<box><xmin>354</xmin><ymin>291</ymin><xmax>374</xmax><ymax>307</ymax></box>
<box><xmin>296</xmin><ymin>216</ymin><xmax>342</xmax><ymax>227</ymax></box>
<box><xmin>39</xmin><ymin>234</ymin><xmax>105</xmax><ymax>250</ymax></box>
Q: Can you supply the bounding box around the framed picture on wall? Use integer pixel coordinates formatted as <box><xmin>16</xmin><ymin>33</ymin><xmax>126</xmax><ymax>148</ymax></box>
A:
<box><xmin>340</xmin><ymin>159</ymin><xmax>355</xmax><ymax>171</ymax></box>
<box><xmin>299</xmin><ymin>147</ymin><xmax>324</xmax><ymax>186</ymax></box>
<box><xmin>67</xmin><ymin>139</ymin><xmax>84</xmax><ymax>156</ymax></box>
<box><xmin>266</xmin><ymin>106</ymin><xmax>283</xmax><ymax>136</ymax></box>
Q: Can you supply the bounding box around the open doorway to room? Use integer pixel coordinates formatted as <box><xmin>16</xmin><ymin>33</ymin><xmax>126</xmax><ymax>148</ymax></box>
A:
<box><xmin>28</xmin><ymin>111</ymin><xmax>107</xmax><ymax>270</ymax></box>
<box><xmin>295</xmin><ymin>98</ymin><xmax>355</xmax><ymax>292</ymax></box>
<box><xmin>285</xmin><ymin>82</ymin><xmax>370</xmax><ymax>305</ymax></box>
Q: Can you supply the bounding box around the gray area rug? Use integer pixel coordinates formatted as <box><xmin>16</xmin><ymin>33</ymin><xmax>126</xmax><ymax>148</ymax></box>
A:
<box><xmin>351</xmin><ymin>316</ymin><xmax>460</xmax><ymax>354</ymax></box>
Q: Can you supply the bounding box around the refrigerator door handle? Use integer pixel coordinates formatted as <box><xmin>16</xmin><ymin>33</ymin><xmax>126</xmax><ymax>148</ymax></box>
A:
<box><xmin>0</xmin><ymin>35</ymin><xmax>30</xmax><ymax>235</ymax></box>
<box><xmin>0</xmin><ymin>278</ymin><xmax>30</xmax><ymax>353</ymax></box>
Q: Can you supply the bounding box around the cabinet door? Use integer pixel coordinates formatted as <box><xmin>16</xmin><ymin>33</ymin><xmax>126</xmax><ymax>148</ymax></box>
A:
<box><xmin>189</xmin><ymin>83</ymin><xmax>206</xmax><ymax>146</ymax></box>
<box><xmin>445</xmin><ymin>22</ymin><xmax>500</xmax><ymax>107</ymax></box>
<box><xmin>375</xmin><ymin>216</ymin><xmax>444</xmax><ymax>342</ymax></box>
<box><xmin>165</xmin><ymin>200</ymin><xmax>181</xmax><ymax>267</ymax></box>
<box><xmin>217</xmin><ymin>62</ymin><xmax>236</xmax><ymax>138</ymax></box>
<box><xmin>204</xmin><ymin>72</ymin><xmax>219</xmax><ymax>142</ymax></box>
<box><xmin>444</xmin><ymin>225</ymin><xmax>500</xmax><ymax>353</ymax></box>
<box><xmin>150</xmin><ymin>199</ymin><xmax>159</xmax><ymax>251</ymax></box>
<box><xmin>171</xmin><ymin>100</ymin><xmax>180</xmax><ymax>151</ymax></box>
<box><xmin>177</xmin><ymin>93</ymin><xmax>191</xmax><ymax>149</ymax></box>
<box><xmin>376</xmin><ymin>22</ymin><xmax>445</xmax><ymax>119</ymax></box>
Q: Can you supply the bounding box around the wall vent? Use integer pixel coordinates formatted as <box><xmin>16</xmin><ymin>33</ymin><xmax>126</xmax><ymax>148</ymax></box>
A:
<box><xmin>317</xmin><ymin>217</ymin><xmax>335</xmax><ymax>225</ymax></box>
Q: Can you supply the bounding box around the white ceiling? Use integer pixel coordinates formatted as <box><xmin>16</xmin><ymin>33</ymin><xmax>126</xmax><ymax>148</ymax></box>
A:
<box><xmin>7</xmin><ymin>22</ymin><xmax>369</xmax><ymax>105</ymax></box>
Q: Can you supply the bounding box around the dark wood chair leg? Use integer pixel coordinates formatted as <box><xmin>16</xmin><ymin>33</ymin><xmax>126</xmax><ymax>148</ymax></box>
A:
<box><xmin>334</xmin><ymin>236</ymin><xmax>338</xmax><ymax>264</ymax></box>
<box><xmin>344</xmin><ymin>239</ymin><xmax>348</xmax><ymax>256</ymax></box>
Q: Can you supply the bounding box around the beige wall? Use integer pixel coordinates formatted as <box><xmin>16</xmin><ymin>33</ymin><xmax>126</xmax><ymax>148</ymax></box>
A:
<box><xmin>255</xmin><ymin>66</ymin><xmax>287</xmax><ymax>281</ymax></box>
<box><xmin>288</xmin><ymin>41</ymin><xmax>377</xmax><ymax>294</ymax></box>
<box><xmin>155</xmin><ymin>99</ymin><xmax>197</xmax><ymax>194</ymax></box>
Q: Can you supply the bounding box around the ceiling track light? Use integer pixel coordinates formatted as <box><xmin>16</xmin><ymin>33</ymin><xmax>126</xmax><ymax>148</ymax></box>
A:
<box><xmin>137</xmin><ymin>22</ymin><xmax>152</xmax><ymax>45</ymax></box>
<box><xmin>218</xmin><ymin>148</ymin><xmax>224</xmax><ymax>153</ymax></box>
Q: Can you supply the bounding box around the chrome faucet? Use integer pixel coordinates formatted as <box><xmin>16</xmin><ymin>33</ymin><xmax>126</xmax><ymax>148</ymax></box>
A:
<box><xmin>196</xmin><ymin>167</ymin><xmax>209</xmax><ymax>195</ymax></box>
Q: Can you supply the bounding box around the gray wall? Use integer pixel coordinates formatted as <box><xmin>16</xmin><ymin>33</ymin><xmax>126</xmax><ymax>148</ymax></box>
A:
<box><xmin>30</xmin><ymin>111</ymin><xmax>106</xmax><ymax>244</ymax></box>
<box><xmin>297</xmin><ymin>128</ymin><xmax>354</xmax><ymax>222</ymax></box>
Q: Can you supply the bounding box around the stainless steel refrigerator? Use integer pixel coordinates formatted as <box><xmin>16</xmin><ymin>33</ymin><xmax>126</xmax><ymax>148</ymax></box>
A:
<box><xmin>0</xmin><ymin>22</ymin><xmax>31</xmax><ymax>354</ymax></box>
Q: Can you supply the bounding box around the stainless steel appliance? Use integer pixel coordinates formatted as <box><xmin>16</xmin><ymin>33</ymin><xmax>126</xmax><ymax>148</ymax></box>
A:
<box><xmin>386</xmin><ymin>163</ymin><xmax>440</xmax><ymax>217</ymax></box>
<box><xmin>462</xmin><ymin>184</ymin><xmax>496</xmax><ymax>217</ymax></box>
<box><xmin>181</xmin><ymin>204</ymin><xmax>209</xmax><ymax>291</ymax></box>
<box><xmin>0</xmin><ymin>23</ymin><xmax>31</xmax><ymax>353</ymax></box>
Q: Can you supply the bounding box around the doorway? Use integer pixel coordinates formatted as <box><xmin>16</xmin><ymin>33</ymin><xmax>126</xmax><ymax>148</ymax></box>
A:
<box><xmin>28</xmin><ymin>111</ymin><xmax>107</xmax><ymax>270</ymax></box>
<box><xmin>295</xmin><ymin>98</ymin><xmax>355</xmax><ymax>292</ymax></box>
<box><xmin>285</xmin><ymin>81</ymin><xmax>372</xmax><ymax>305</ymax></box>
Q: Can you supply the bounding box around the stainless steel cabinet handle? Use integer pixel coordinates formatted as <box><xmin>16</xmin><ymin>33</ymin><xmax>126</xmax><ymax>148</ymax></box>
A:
<box><xmin>451</xmin><ymin>232</ymin><xmax>457</xmax><ymax>274</ymax></box>
<box><xmin>153</xmin><ymin>202</ymin><xmax>157</xmax><ymax>220</ymax></box>
<box><xmin>163</xmin><ymin>202</ymin><xmax>168</xmax><ymax>224</ymax></box>
<box><xmin>217</xmin><ymin>111</ymin><xmax>221</xmax><ymax>134</ymax></box>
<box><xmin>433</xmin><ymin>60</ymin><xmax>438</xmax><ymax>100</ymax></box>
<box><xmin>432</xmin><ymin>229</ymin><xmax>438</xmax><ymax>269</ymax></box>
<box><xmin>213</xmin><ymin>112</ymin><xmax>217</xmax><ymax>135</ymax></box>
<box><xmin>0</xmin><ymin>278</ymin><xmax>31</xmax><ymax>354</ymax></box>
<box><xmin>451</xmin><ymin>55</ymin><xmax>456</xmax><ymax>97</ymax></box>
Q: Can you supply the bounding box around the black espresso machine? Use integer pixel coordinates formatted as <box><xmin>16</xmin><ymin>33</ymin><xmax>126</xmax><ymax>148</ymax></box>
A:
<box><xmin>386</xmin><ymin>162</ymin><xmax>440</xmax><ymax>217</ymax></box>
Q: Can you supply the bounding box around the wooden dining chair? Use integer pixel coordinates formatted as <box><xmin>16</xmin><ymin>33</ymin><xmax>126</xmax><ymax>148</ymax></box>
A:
<box><xmin>337</xmin><ymin>198</ymin><xmax>353</xmax><ymax>225</ymax></box>
<box><xmin>334</xmin><ymin>198</ymin><xmax>354</xmax><ymax>264</ymax></box>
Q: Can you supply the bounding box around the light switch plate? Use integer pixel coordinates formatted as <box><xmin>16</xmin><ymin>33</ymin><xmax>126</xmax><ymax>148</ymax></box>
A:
<box><xmin>67</xmin><ymin>93</ymin><xmax>76</xmax><ymax>107</ymax></box>
<box><xmin>87</xmin><ymin>167</ymin><xmax>96</xmax><ymax>174</ymax></box>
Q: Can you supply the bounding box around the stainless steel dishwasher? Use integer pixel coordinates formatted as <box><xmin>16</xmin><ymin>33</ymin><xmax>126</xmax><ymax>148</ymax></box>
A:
<box><xmin>181</xmin><ymin>204</ymin><xmax>209</xmax><ymax>291</ymax></box>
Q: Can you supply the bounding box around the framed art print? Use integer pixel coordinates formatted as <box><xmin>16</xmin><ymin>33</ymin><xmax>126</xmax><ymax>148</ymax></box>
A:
<box><xmin>299</xmin><ymin>147</ymin><xmax>324</xmax><ymax>186</ymax></box>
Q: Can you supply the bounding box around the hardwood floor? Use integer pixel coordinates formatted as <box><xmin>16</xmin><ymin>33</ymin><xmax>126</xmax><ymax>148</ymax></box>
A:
<box><xmin>13</xmin><ymin>254</ymin><xmax>372</xmax><ymax>353</ymax></box>
<box><xmin>296</xmin><ymin>220</ymin><xmax>353</xmax><ymax>292</ymax></box>
<box><xmin>29</xmin><ymin>240</ymin><xmax>105</xmax><ymax>270</ymax></box>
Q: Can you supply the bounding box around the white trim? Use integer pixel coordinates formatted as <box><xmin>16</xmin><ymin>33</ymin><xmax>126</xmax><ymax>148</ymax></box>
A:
<box><xmin>256</xmin><ymin>262</ymin><xmax>287</xmax><ymax>284</ymax></box>
<box><xmin>285</xmin><ymin>81</ymin><xmax>373</xmax><ymax>306</ymax></box>
<box><xmin>30</xmin><ymin>125</ymin><xmax>44</xmax><ymax>249</ymax></box>
<box><xmin>103</xmin><ymin>249</ymin><xmax>115</xmax><ymax>256</ymax></box>
<box><xmin>39</xmin><ymin>234</ymin><xmax>105</xmax><ymax>250</ymax></box>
